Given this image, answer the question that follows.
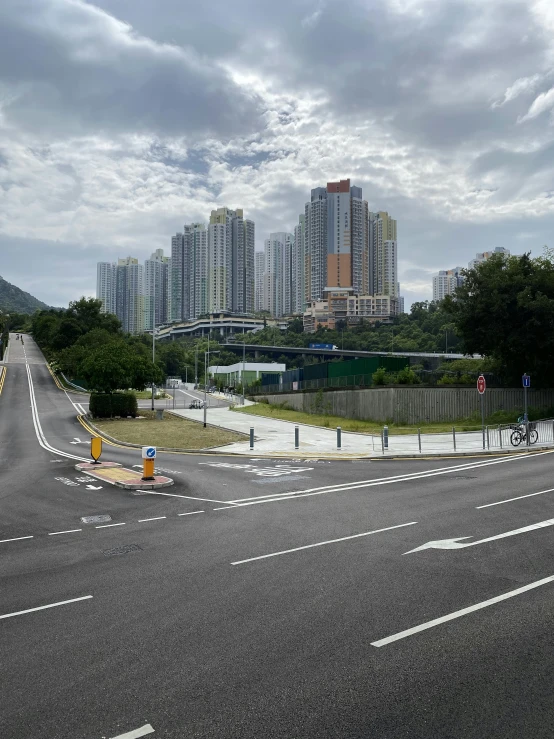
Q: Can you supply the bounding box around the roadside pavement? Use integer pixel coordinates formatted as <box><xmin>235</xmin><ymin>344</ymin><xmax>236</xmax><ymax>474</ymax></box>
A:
<box><xmin>170</xmin><ymin>405</ymin><xmax>554</xmax><ymax>458</ymax></box>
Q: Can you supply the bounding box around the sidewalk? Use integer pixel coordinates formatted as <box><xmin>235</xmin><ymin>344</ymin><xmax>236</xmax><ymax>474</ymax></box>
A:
<box><xmin>169</xmin><ymin>406</ymin><xmax>554</xmax><ymax>458</ymax></box>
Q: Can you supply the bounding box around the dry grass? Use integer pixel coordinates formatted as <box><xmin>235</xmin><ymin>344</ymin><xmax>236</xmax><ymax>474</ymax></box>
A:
<box><xmin>233</xmin><ymin>403</ymin><xmax>487</xmax><ymax>434</ymax></box>
<box><xmin>94</xmin><ymin>410</ymin><xmax>244</xmax><ymax>449</ymax></box>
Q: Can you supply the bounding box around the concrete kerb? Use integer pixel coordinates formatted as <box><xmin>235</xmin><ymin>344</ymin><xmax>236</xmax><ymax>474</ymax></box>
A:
<box><xmin>75</xmin><ymin>462</ymin><xmax>174</xmax><ymax>490</ymax></box>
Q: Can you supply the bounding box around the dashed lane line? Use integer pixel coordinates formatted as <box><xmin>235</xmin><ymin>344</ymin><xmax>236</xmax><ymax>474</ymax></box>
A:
<box><xmin>110</xmin><ymin>724</ymin><xmax>155</xmax><ymax>739</ymax></box>
<box><xmin>48</xmin><ymin>529</ymin><xmax>83</xmax><ymax>536</ymax></box>
<box><xmin>137</xmin><ymin>517</ymin><xmax>167</xmax><ymax>523</ymax></box>
<box><xmin>0</xmin><ymin>536</ymin><xmax>34</xmax><ymax>544</ymax></box>
<box><xmin>0</xmin><ymin>595</ymin><xmax>93</xmax><ymax>621</ymax></box>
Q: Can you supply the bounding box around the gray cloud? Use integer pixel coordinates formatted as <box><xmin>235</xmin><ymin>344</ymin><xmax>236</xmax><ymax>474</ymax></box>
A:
<box><xmin>0</xmin><ymin>0</ymin><xmax>262</xmax><ymax>139</ymax></box>
<box><xmin>1</xmin><ymin>0</ymin><xmax>554</xmax><ymax>309</ymax></box>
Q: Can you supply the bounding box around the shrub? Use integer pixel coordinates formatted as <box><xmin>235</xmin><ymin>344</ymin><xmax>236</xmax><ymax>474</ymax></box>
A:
<box><xmin>396</xmin><ymin>366</ymin><xmax>421</xmax><ymax>385</ymax></box>
<box><xmin>89</xmin><ymin>393</ymin><xmax>113</xmax><ymax>418</ymax></box>
<box><xmin>372</xmin><ymin>367</ymin><xmax>388</xmax><ymax>386</ymax></box>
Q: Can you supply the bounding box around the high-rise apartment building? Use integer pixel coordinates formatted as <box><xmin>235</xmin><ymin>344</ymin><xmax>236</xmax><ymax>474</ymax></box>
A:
<box><xmin>293</xmin><ymin>215</ymin><xmax>305</xmax><ymax>313</ymax></box>
<box><xmin>469</xmin><ymin>247</ymin><xmax>510</xmax><ymax>269</ymax></box>
<box><xmin>96</xmin><ymin>262</ymin><xmax>116</xmax><ymax>314</ymax></box>
<box><xmin>144</xmin><ymin>249</ymin><xmax>170</xmax><ymax>330</ymax></box>
<box><xmin>263</xmin><ymin>232</ymin><xmax>294</xmax><ymax>318</ymax></box>
<box><xmin>304</xmin><ymin>179</ymin><xmax>369</xmax><ymax>303</ymax></box>
<box><xmin>115</xmin><ymin>257</ymin><xmax>143</xmax><ymax>334</ymax></box>
<box><xmin>370</xmin><ymin>211</ymin><xmax>398</xmax><ymax>299</ymax></box>
<box><xmin>254</xmin><ymin>252</ymin><xmax>265</xmax><ymax>313</ymax></box>
<box><xmin>208</xmin><ymin>207</ymin><xmax>255</xmax><ymax>314</ymax></box>
<box><xmin>432</xmin><ymin>267</ymin><xmax>465</xmax><ymax>302</ymax></box>
<box><xmin>171</xmin><ymin>224</ymin><xmax>208</xmax><ymax>322</ymax></box>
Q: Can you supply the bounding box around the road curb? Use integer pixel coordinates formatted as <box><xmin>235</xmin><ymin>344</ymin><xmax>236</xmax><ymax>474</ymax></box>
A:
<box><xmin>75</xmin><ymin>462</ymin><xmax>174</xmax><ymax>490</ymax></box>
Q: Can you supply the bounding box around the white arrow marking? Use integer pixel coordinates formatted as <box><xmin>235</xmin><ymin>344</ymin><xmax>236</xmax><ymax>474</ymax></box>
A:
<box><xmin>405</xmin><ymin>517</ymin><xmax>554</xmax><ymax>554</ymax></box>
<box><xmin>69</xmin><ymin>437</ymin><xmax>84</xmax><ymax>445</ymax></box>
<box><xmin>86</xmin><ymin>485</ymin><xmax>103</xmax><ymax>490</ymax></box>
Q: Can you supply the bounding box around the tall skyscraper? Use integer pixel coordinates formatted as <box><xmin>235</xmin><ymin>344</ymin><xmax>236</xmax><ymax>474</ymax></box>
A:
<box><xmin>293</xmin><ymin>215</ymin><xmax>305</xmax><ymax>314</ymax></box>
<box><xmin>304</xmin><ymin>179</ymin><xmax>369</xmax><ymax>303</ymax></box>
<box><xmin>469</xmin><ymin>247</ymin><xmax>510</xmax><ymax>269</ymax></box>
<box><xmin>208</xmin><ymin>207</ymin><xmax>255</xmax><ymax>314</ymax></box>
<box><xmin>263</xmin><ymin>232</ymin><xmax>293</xmax><ymax>318</ymax></box>
<box><xmin>171</xmin><ymin>224</ymin><xmax>208</xmax><ymax>323</ymax></box>
<box><xmin>96</xmin><ymin>262</ymin><xmax>116</xmax><ymax>314</ymax></box>
<box><xmin>144</xmin><ymin>249</ymin><xmax>170</xmax><ymax>330</ymax></box>
<box><xmin>369</xmin><ymin>211</ymin><xmax>398</xmax><ymax>298</ymax></box>
<box><xmin>255</xmin><ymin>251</ymin><xmax>265</xmax><ymax>313</ymax></box>
<box><xmin>116</xmin><ymin>257</ymin><xmax>143</xmax><ymax>334</ymax></box>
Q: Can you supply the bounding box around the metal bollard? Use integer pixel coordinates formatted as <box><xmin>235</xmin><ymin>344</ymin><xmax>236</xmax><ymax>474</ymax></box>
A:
<box><xmin>249</xmin><ymin>427</ymin><xmax>254</xmax><ymax>451</ymax></box>
<box><xmin>526</xmin><ymin>420</ymin><xmax>530</xmax><ymax>447</ymax></box>
<box><xmin>337</xmin><ymin>426</ymin><xmax>342</xmax><ymax>450</ymax></box>
<box><xmin>486</xmin><ymin>425</ymin><xmax>490</xmax><ymax>450</ymax></box>
<box><xmin>418</xmin><ymin>428</ymin><xmax>422</xmax><ymax>454</ymax></box>
<box><xmin>383</xmin><ymin>425</ymin><xmax>389</xmax><ymax>450</ymax></box>
<box><xmin>295</xmin><ymin>426</ymin><xmax>299</xmax><ymax>450</ymax></box>
<box><xmin>498</xmin><ymin>425</ymin><xmax>502</xmax><ymax>449</ymax></box>
<box><xmin>381</xmin><ymin>430</ymin><xmax>385</xmax><ymax>455</ymax></box>
<box><xmin>452</xmin><ymin>427</ymin><xmax>456</xmax><ymax>452</ymax></box>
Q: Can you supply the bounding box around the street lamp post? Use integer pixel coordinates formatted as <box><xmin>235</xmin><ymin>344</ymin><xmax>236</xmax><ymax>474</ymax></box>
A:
<box><xmin>151</xmin><ymin>277</ymin><xmax>156</xmax><ymax>412</ymax></box>
<box><xmin>241</xmin><ymin>339</ymin><xmax>246</xmax><ymax>406</ymax></box>
<box><xmin>204</xmin><ymin>350</ymin><xmax>220</xmax><ymax>428</ymax></box>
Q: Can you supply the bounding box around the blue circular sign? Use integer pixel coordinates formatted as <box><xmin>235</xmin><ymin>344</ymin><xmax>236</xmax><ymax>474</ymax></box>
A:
<box><xmin>146</xmin><ymin>447</ymin><xmax>156</xmax><ymax>458</ymax></box>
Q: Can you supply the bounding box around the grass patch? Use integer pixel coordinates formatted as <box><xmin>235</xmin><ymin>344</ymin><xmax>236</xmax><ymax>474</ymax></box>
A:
<box><xmin>94</xmin><ymin>410</ymin><xmax>244</xmax><ymax>449</ymax></box>
<box><xmin>233</xmin><ymin>403</ymin><xmax>522</xmax><ymax>434</ymax></box>
<box><xmin>133</xmin><ymin>390</ymin><xmax>170</xmax><ymax>399</ymax></box>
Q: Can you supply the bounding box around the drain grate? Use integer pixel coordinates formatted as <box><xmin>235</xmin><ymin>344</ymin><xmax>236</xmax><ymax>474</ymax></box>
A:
<box><xmin>103</xmin><ymin>544</ymin><xmax>142</xmax><ymax>557</ymax></box>
<box><xmin>81</xmin><ymin>514</ymin><xmax>112</xmax><ymax>524</ymax></box>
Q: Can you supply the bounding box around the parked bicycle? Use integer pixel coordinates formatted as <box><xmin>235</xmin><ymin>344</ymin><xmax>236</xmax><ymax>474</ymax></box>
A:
<box><xmin>509</xmin><ymin>422</ymin><xmax>538</xmax><ymax>446</ymax></box>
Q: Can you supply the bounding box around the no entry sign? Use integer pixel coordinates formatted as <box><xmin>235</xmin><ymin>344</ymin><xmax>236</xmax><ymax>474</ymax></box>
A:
<box><xmin>477</xmin><ymin>375</ymin><xmax>486</xmax><ymax>394</ymax></box>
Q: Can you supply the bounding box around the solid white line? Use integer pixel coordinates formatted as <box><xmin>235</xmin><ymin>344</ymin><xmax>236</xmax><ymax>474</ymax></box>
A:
<box><xmin>0</xmin><ymin>535</ymin><xmax>34</xmax><ymax>544</ymax></box>
<box><xmin>178</xmin><ymin>511</ymin><xmax>205</xmax><ymax>516</ymax></box>
<box><xmin>96</xmin><ymin>523</ymin><xmax>126</xmax><ymax>529</ymax></box>
<box><xmin>371</xmin><ymin>575</ymin><xmax>554</xmax><ymax>647</ymax></box>
<box><xmin>110</xmin><ymin>724</ymin><xmax>155</xmax><ymax>739</ymax></box>
<box><xmin>477</xmin><ymin>487</ymin><xmax>554</xmax><ymax>509</ymax></box>
<box><xmin>231</xmin><ymin>521</ymin><xmax>418</xmax><ymax>565</ymax></box>
<box><xmin>0</xmin><ymin>595</ymin><xmax>93</xmax><ymax>621</ymax></box>
<box><xmin>213</xmin><ymin>506</ymin><xmax>238</xmax><ymax>511</ymax></box>
<box><xmin>138</xmin><ymin>517</ymin><xmax>166</xmax><ymax>523</ymax></box>
<box><xmin>143</xmin><ymin>491</ymin><xmax>237</xmax><ymax>505</ymax></box>
<box><xmin>48</xmin><ymin>529</ymin><xmax>82</xmax><ymax>536</ymax></box>
<box><xmin>228</xmin><ymin>451</ymin><xmax>554</xmax><ymax>505</ymax></box>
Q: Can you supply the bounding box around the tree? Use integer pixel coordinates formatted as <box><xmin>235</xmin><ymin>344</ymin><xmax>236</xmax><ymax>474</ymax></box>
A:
<box><xmin>444</xmin><ymin>252</ymin><xmax>554</xmax><ymax>387</ymax></box>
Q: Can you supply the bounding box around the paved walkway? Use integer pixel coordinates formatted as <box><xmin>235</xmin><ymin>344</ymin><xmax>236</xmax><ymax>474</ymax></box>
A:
<box><xmin>169</xmin><ymin>406</ymin><xmax>554</xmax><ymax>458</ymax></box>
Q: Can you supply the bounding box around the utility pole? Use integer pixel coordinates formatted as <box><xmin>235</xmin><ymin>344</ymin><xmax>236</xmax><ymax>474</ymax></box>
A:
<box><xmin>445</xmin><ymin>327</ymin><xmax>448</xmax><ymax>354</ymax></box>
<box><xmin>204</xmin><ymin>349</ymin><xmax>219</xmax><ymax>427</ymax></box>
<box><xmin>151</xmin><ymin>275</ymin><xmax>156</xmax><ymax>412</ymax></box>
<box><xmin>194</xmin><ymin>347</ymin><xmax>198</xmax><ymax>388</ymax></box>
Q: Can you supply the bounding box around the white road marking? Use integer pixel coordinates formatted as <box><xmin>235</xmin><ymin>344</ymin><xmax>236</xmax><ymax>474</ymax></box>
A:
<box><xmin>86</xmin><ymin>485</ymin><xmax>103</xmax><ymax>490</ymax></box>
<box><xmin>143</xmin><ymin>491</ymin><xmax>237</xmax><ymax>505</ymax></box>
<box><xmin>371</xmin><ymin>575</ymin><xmax>554</xmax><ymax>647</ymax></box>
<box><xmin>138</xmin><ymin>517</ymin><xmax>166</xmax><ymax>523</ymax></box>
<box><xmin>96</xmin><ymin>523</ymin><xmax>126</xmax><ymax>529</ymax></box>
<box><xmin>0</xmin><ymin>595</ymin><xmax>93</xmax><ymax>621</ymax></box>
<box><xmin>213</xmin><ymin>506</ymin><xmax>237</xmax><ymax>511</ymax></box>
<box><xmin>477</xmin><ymin>487</ymin><xmax>554</xmax><ymax>509</ymax></box>
<box><xmin>231</xmin><ymin>521</ymin><xmax>418</xmax><ymax>565</ymax></box>
<box><xmin>405</xmin><ymin>517</ymin><xmax>554</xmax><ymax>553</ymax></box>
<box><xmin>0</xmin><ymin>536</ymin><xmax>34</xmax><ymax>544</ymax></box>
<box><xmin>227</xmin><ymin>451</ymin><xmax>554</xmax><ymax>507</ymax></box>
<box><xmin>48</xmin><ymin>529</ymin><xmax>82</xmax><ymax>536</ymax></box>
<box><xmin>178</xmin><ymin>511</ymin><xmax>205</xmax><ymax>516</ymax></box>
<box><xmin>110</xmin><ymin>723</ymin><xmax>155</xmax><ymax>739</ymax></box>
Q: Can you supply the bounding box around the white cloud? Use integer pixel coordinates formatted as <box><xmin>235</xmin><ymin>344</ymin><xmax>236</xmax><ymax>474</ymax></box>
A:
<box><xmin>491</xmin><ymin>74</ymin><xmax>543</xmax><ymax>108</ymax></box>
<box><xmin>519</xmin><ymin>86</ymin><xmax>554</xmax><ymax>122</ymax></box>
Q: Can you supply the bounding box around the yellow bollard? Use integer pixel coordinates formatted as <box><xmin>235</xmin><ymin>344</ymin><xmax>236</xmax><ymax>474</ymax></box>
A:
<box><xmin>142</xmin><ymin>446</ymin><xmax>156</xmax><ymax>481</ymax></box>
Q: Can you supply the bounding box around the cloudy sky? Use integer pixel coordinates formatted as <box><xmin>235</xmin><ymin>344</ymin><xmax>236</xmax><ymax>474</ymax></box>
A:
<box><xmin>1</xmin><ymin>0</ymin><xmax>554</xmax><ymax>308</ymax></box>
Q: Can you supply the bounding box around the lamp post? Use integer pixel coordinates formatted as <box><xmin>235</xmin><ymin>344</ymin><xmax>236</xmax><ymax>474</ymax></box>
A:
<box><xmin>151</xmin><ymin>277</ymin><xmax>156</xmax><ymax>412</ymax></box>
<box><xmin>204</xmin><ymin>350</ymin><xmax>220</xmax><ymax>427</ymax></box>
<box><xmin>241</xmin><ymin>338</ymin><xmax>246</xmax><ymax>406</ymax></box>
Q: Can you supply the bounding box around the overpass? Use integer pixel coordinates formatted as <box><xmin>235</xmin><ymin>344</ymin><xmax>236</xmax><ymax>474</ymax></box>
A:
<box><xmin>221</xmin><ymin>343</ymin><xmax>476</xmax><ymax>366</ymax></box>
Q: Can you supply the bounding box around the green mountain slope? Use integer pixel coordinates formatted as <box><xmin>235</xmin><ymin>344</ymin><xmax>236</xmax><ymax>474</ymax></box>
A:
<box><xmin>0</xmin><ymin>275</ymin><xmax>49</xmax><ymax>314</ymax></box>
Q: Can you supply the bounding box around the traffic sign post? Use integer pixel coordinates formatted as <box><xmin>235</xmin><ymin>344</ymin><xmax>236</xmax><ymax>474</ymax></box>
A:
<box><xmin>522</xmin><ymin>374</ymin><xmax>530</xmax><ymax>445</ymax></box>
<box><xmin>142</xmin><ymin>446</ymin><xmax>157</xmax><ymax>481</ymax></box>
<box><xmin>477</xmin><ymin>375</ymin><xmax>486</xmax><ymax>449</ymax></box>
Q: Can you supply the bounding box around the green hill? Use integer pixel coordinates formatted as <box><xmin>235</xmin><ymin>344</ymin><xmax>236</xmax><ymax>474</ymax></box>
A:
<box><xmin>0</xmin><ymin>275</ymin><xmax>49</xmax><ymax>314</ymax></box>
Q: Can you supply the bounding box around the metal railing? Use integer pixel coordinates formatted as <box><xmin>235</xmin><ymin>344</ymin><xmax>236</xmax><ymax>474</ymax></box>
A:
<box><xmin>377</xmin><ymin>418</ymin><xmax>554</xmax><ymax>455</ymax></box>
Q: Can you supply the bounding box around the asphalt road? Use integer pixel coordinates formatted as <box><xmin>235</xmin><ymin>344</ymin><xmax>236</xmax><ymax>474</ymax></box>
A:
<box><xmin>1</xmin><ymin>335</ymin><xmax>554</xmax><ymax>738</ymax></box>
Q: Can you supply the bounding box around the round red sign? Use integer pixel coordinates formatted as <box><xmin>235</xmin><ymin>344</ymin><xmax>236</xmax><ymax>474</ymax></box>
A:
<box><xmin>477</xmin><ymin>375</ymin><xmax>486</xmax><ymax>394</ymax></box>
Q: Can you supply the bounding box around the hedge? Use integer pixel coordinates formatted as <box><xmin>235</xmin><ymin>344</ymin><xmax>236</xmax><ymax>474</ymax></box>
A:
<box><xmin>89</xmin><ymin>392</ymin><xmax>138</xmax><ymax>419</ymax></box>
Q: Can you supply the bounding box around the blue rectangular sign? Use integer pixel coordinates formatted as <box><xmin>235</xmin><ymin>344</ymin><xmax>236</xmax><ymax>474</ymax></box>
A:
<box><xmin>522</xmin><ymin>374</ymin><xmax>530</xmax><ymax>388</ymax></box>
